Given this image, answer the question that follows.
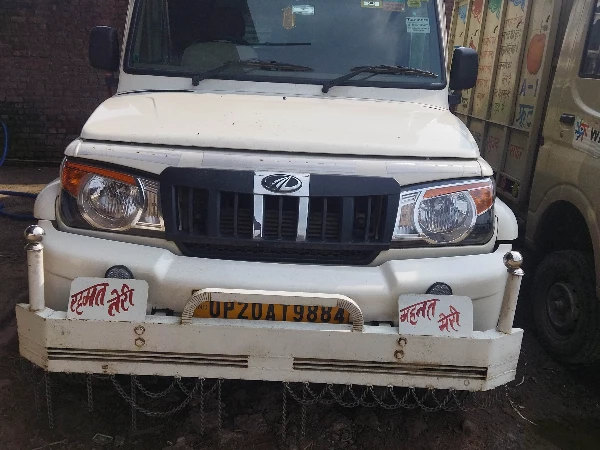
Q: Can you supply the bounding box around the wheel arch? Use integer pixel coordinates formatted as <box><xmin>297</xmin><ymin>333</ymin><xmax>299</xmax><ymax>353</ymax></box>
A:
<box><xmin>526</xmin><ymin>184</ymin><xmax>600</xmax><ymax>297</ymax></box>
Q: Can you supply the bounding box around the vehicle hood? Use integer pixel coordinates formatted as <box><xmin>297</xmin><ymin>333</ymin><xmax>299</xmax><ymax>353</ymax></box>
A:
<box><xmin>81</xmin><ymin>92</ymin><xmax>478</xmax><ymax>159</ymax></box>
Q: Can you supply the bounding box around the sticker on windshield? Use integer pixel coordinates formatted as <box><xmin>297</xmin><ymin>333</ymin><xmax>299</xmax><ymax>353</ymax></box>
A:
<box><xmin>383</xmin><ymin>0</ymin><xmax>406</xmax><ymax>12</ymax></box>
<box><xmin>282</xmin><ymin>6</ymin><xmax>295</xmax><ymax>30</ymax></box>
<box><xmin>292</xmin><ymin>5</ymin><xmax>315</xmax><ymax>15</ymax></box>
<box><xmin>361</xmin><ymin>1</ymin><xmax>383</xmax><ymax>8</ymax></box>
<box><xmin>407</xmin><ymin>0</ymin><xmax>421</xmax><ymax>7</ymax></box>
<box><xmin>406</xmin><ymin>17</ymin><xmax>430</xmax><ymax>33</ymax></box>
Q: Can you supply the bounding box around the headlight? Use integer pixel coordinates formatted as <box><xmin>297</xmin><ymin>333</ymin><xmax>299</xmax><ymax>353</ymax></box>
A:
<box><xmin>78</xmin><ymin>174</ymin><xmax>143</xmax><ymax>230</ymax></box>
<box><xmin>393</xmin><ymin>178</ymin><xmax>495</xmax><ymax>245</ymax></box>
<box><xmin>60</xmin><ymin>159</ymin><xmax>164</xmax><ymax>232</ymax></box>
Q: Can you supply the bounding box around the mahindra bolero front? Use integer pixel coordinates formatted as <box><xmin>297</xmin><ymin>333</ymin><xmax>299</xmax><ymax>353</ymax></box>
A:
<box><xmin>17</xmin><ymin>0</ymin><xmax>523</xmax><ymax>392</ymax></box>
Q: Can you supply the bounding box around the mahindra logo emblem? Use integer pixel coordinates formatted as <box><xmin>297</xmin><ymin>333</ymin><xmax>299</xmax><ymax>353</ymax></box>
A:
<box><xmin>261</xmin><ymin>174</ymin><xmax>303</xmax><ymax>193</ymax></box>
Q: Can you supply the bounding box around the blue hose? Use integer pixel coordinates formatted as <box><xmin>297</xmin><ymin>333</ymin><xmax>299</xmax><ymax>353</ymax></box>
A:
<box><xmin>0</xmin><ymin>190</ymin><xmax>37</xmax><ymax>221</ymax></box>
<box><xmin>0</xmin><ymin>122</ymin><xmax>37</xmax><ymax>221</ymax></box>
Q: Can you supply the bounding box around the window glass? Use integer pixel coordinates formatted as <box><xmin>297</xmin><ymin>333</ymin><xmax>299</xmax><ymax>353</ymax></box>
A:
<box><xmin>580</xmin><ymin>1</ymin><xmax>600</xmax><ymax>77</ymax></box>
<box><xmin>127</xmin><ymin>0</ymin><xmax>445</xmax><ymax>89</ymax></box>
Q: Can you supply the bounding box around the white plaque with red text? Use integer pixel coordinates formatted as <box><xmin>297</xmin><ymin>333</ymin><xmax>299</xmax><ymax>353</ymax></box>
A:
<box><xmin>398</xmin><ymin>295</ymin><xmax>473</xmax><ymax>337</ymax></box>
<box><xmin>67</xmin><ymin>277</ymin><xmax>148</xmax><ymax>322</ymax></box>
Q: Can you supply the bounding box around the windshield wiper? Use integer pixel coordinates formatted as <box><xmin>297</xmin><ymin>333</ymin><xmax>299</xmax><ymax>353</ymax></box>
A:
<box><xmin>252</xmin><ymin>42</ymin><xmax>312</xmax><ymax>46</ymax></box>
<box><xmin>191</xmin><ymin>59</ymin><xmax>313</xmax><ymax>86</ymax></box>
<box><xmin>321</xmin><ymin>65</ymin><xmax>438</xmax><ymax>93</ymax></box>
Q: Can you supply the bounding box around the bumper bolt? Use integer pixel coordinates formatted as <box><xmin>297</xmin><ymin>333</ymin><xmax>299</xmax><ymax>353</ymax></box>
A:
<box><xmin>134</xmin><ymin>325</ymin><xmax>145</xmax><ymax>335</ymax></box>
<box><xmin>135</xmin><ymin>338</ymin><xmax>145</xmax><ymax>348</ymax></box>
<box><xmin>394</xmin><ymin>350</ymin><xmax>405</xmax><ymax>360</ymax></box>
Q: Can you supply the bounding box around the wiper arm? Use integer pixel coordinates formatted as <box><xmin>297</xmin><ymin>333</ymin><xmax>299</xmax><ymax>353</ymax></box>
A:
<box><xmin>321</xmin><ymin>65</ymin><xmax>438</xmax><ymax>93</ymax></box>
<box><xmin>191</xmin><ymin>59</ymin><xmax>313</xmax><ymax>86</ymax></box>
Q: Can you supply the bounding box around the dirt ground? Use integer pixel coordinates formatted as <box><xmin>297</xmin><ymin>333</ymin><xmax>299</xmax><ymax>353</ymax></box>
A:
<box><xmin>1</xmin><ymin>165</ymin><xmax>600</xmax><ymax>450</ymax></box>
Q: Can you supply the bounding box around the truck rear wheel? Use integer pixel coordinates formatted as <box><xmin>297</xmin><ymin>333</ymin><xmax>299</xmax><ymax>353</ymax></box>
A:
<box><xmin>532</xmin><ymin>250</ymin><xmax>600</xmax><ymax>364</ymax></box>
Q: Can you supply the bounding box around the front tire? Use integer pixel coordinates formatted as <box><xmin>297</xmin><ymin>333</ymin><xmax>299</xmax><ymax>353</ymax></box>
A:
<box><xmin>532</xmin><ymin>250</ymin><xmax>600</xmax><ymax>363</ymax></box>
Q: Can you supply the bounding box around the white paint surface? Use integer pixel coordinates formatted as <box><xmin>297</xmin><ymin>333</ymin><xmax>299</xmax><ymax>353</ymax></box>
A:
<box><xmin>17</xmin><ymin>304</ymin><xmax>523</xmax><ymax>391</ymax></box>
<box><xmin>80</xmin><ymin>92</ymin><xmax>478</xmax><ymax>159</ymax></box>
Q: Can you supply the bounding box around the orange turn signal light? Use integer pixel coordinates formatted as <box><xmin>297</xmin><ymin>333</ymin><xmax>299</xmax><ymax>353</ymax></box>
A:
<box><xmin>423</xmin><ymin>180</ymin><xmax>494</xmax><ymax>215</ymax></box>
<box><xmin>61</xmin><ymin>161</ymin><xmax>137</xmax><ymax>198</ymax></box>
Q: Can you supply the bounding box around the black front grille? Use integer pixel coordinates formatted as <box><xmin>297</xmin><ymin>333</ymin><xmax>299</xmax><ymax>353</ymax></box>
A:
<box><xmin>173</xmin><ymin>189</ymin><xmax>390</xmax><ymax>244</ymax></box>
<box><xmin>161</xmin><ymin>169</ymin><xmax>400</xmax><ymax>265</ymax></box>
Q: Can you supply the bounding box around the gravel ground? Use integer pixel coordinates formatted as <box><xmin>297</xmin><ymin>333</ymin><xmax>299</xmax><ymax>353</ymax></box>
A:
<box><xmin>1</xmin><ymin>165</ymin><xmax>599</xmax><ymax>450</ymax></box>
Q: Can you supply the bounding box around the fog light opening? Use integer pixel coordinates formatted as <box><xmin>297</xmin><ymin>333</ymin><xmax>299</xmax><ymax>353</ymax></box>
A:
<box><xmin>105</xmin><ymin>265</ymin><xmax>134</xmax><ymax>279</ymax></box>
<box><xmin>426</xmin><ymin>282</ymin><xmax>453</xmax><ymax>296</ymax></box>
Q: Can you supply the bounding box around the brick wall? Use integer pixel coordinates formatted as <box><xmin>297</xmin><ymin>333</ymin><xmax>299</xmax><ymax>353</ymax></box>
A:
<box><xmin>0</xmin><ymin>0</ymin><xmax>129</xmax><ymax>162</ymax></box>
<box><xmin>0</xmin><ymin>0</ymin><xmax>455</xmax><ymax>162</ymax></box>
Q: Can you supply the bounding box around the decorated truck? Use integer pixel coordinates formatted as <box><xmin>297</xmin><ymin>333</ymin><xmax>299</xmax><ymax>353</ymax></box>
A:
<box><xmin>448</xmin><ymin>0</ymin><xmax>600</xmax><ymax>363</ymax></box>
<box><xmin>18</xmin><ymin>0</ymin><xmax>525</xmax><ymax>405</ymax></box>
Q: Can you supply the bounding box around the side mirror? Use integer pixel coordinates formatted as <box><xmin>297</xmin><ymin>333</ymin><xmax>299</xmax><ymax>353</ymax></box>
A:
<box><xmin>89</xmin><ymin>26</ymin><xmax>120</xmax><ymax>71</ymax></box>
<box><xmin>449</xmin><ymin>47</ymin><xmax>478</xmax><ymax>91</ymax></box>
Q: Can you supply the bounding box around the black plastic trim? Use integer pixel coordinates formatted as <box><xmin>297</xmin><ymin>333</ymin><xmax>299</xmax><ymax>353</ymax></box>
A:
<box><xmin>310</xmin><ymin>174</ymin><xmax>400</xmax><ymax>197</ymax></box>
<box><xmin>160</xmin><ymin>167</ymin><xmax>255</xmax><ymax>193</ymax></box>
<box><xmin>171</xmin><ymin>235</ymin><xmax>387</xmax><ymax>251</ymax></box>
<box><xmin>495</xmin><ymin>239</ymin><xmax>515</xmax><ymax>246</ymax></box>
<box><xmin>178</xmin><ymin>242</ymin><xmax>380</xmax><ymax>265</ymax></box>
<box><xmin>160</xmin><ymin>168</ymin><xmax>402</xmax><ymax>197</ymax></box>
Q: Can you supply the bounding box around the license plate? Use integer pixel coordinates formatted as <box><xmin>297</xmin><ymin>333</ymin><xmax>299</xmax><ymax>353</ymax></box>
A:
<box><xmin>194</xmin><ymin>301</ymin><xmax>351</xmax><ymax>324</ymax></box>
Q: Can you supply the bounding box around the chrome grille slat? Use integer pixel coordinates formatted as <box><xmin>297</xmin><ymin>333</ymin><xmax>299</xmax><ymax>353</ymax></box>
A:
<box><xmin>297</xmin><ymin>197</ymin><xmax>309</xmax><ymax>242</ymax></box>
<box><xmin>253</xmin><ymin>194</ymin><xmax>264</xmax><ymax>239</ymax></box>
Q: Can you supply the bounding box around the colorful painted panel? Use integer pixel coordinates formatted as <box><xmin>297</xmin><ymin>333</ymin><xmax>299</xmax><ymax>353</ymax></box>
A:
<box><xmin>512</xmin><ymin>0</ymin><xmax>556</xmax><ymax>131</ymax></box>
<box><xmin>457</xmin><ymin>0</ymin><xmax>488</xmax><ymax>115</ymax></box>
<box><xmin>489</xmin><ymin>0</ymin><xmax>530</xmax><ymax>125</ymax></box>
<box><xmin>471</xmin><ymin>0</ymin><xmax>506</xmax><ymax>118</ymax></box>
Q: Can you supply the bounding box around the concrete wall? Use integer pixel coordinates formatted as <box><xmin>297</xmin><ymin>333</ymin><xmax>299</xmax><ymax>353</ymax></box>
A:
<box><xmin>0</xmin><ymin>0</ymin><xmax>455</xmax><ymax>162</ymax></box>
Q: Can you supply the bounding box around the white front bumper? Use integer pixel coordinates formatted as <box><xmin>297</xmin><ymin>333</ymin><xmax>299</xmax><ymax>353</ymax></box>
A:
<box><xmin>17</xmin><ymin>220</ymin><xmax>524</xmax><ymax>391</ymax></box>
<box><xmin>41</xmin><ymin>220</ymin><xmax>511</xmax><ymax>331</ymax></box>
<box><xmin>17</xmin><ymin>305</ymin><xmax>522</xmax><ymax>391</ymax></box>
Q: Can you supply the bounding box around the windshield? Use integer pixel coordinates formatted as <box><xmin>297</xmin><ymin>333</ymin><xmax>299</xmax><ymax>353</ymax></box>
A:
<box><xmin>126</xmin><ymin>0</ymin><xmax>445</xmax><ymax>89</ymax></box>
